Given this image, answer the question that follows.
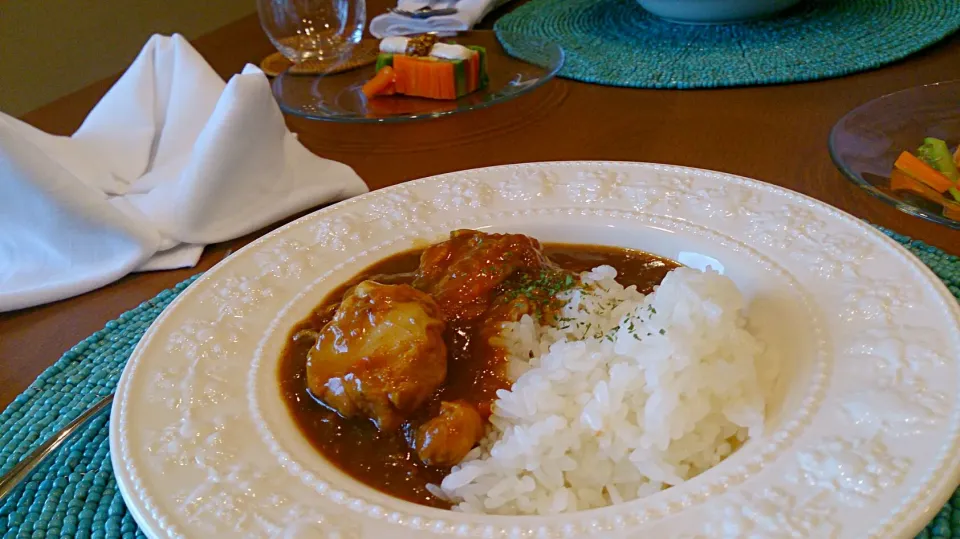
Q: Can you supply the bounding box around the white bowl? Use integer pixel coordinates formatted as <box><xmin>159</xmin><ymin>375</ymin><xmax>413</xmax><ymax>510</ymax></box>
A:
<box><xmin>112</xmin><ymin>162</ymin><xmax>960</xmax><ymax>539</ymax></box>
<box><xmin>638</xmin><ymin>0</ymin><xmax>802</xmax><ymax>24</ymax></box>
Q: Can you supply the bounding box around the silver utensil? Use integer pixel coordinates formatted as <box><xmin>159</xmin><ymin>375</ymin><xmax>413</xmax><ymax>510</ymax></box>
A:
<box><xmin>0</xmin><ymin>248</ymin><xmax>235</xmax><ymax>504</ymax></box>
<box><xmin>389</xmin><ymin>2</ymin><xmax>458</xmax><ymax>18</ymax></box>
<box><xmin>0</xmin><ymin>393</ymin><xmax>114</xmax><ymax>502</ymax></box>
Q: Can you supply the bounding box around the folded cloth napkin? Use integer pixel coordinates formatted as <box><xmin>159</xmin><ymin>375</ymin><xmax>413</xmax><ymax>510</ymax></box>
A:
<box><xmin>370</xmin><ymin>0</ymin><xmax>511</xmax><ymax>38</ymax></box>
<box><xmin>0</xmin><ymin>34</ymin><xmax>367</xmax><ymax>313</ymax></box>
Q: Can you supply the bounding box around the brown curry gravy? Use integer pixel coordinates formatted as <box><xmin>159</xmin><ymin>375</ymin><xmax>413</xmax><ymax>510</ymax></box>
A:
<box><xmin>278</xmin><ymin>244</ymin><xmax>680</xmax><ymax>508</ymax></box>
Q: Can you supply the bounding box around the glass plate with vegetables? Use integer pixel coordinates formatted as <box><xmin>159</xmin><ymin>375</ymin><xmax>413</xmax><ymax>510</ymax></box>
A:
<box><xmin>271</xmin><ymin>31</ymin><xmax>564</xmax><ymax>123</ymax></box>
<box><xmin>829</xmin><ymin>80</ymin><xmax>960</xmax><ymax>229</ymax></box>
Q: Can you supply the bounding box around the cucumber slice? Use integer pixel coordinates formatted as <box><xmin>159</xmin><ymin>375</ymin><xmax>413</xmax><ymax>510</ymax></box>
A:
<box><xmin>466</xmin><ymin>45</ymin><xmax>489</xmax><ymax>89</ymax></box>
<box><xmin>375</xmin><ymin>53</ymin><xmax>394</xmax><ymax>72</ymax></box>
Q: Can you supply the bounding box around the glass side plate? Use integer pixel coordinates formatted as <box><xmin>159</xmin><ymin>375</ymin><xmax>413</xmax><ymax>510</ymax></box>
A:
<box><xmin>828</xmin><ymin>80</ymin><xmax>960</xmax><ymax>229</ymax></box>
<box><xmin>271</xmin><ymin>30</ymin><xmax>564</xmax><ymax>123</ymax></box>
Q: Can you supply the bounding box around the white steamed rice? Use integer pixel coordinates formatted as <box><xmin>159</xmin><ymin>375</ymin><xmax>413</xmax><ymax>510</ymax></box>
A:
<box><xmin>434</xmin><ymin>265</ymin><xmax>775</xmax><ymax>515</ymax></box>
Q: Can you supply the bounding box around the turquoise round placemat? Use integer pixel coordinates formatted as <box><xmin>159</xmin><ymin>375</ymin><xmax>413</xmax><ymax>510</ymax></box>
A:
<box><xmin>1</xmin><ymin>230</ymin><xmax>959</xmax><ymax>538</ymax></box>
<box><xmin>494</xmin><ymin>0</ymin><xmax>960</xmax><ymax>88</ymax></box>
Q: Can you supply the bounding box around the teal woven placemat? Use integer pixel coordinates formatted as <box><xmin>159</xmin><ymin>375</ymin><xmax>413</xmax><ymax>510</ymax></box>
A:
<box><xmin>494</xmin><ymin>0</ymin><xmax>960</xmax><ymax>88</ymax></box>
<box><xmin>1</xmin><ymin>232</ymin><xmax>959</xmax><ymax>538</ymax></box>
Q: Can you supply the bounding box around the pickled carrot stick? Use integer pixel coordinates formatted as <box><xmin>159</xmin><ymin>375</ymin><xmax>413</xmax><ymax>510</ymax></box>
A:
<box><xmin>894</xmin><ymin>151</ymin><xmax>955</xmax><ymax>193</ymax></box>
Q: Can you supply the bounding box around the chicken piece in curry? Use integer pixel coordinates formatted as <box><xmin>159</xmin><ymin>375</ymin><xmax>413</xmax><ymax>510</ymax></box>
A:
<box><xmin>306</xmin><ymin>231</ymin><xmax>554</xmax><ymax>463</ymax></box>
<box><xmin>306</xmin><ymin>281</ymin><xmax>447</xmax><ymax>431</ymax></box>
<box><xmin>413</xmin><ymin>229</ymin><xmax>554</xmax><ymax>321</ymax></box>
<box><xmin>281</xmin><ymin>230</ymin><xmax>681</xmax><ymax>508</ymax></box>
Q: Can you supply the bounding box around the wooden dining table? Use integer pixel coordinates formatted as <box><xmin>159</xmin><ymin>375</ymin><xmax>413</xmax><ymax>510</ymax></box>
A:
<box><xmin>2</xmin><ymin>0</ymin><xmax>960</xmax><ymax>411</ymax></box>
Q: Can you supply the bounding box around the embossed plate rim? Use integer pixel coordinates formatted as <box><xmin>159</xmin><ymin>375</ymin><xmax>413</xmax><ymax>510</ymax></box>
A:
<box><xmin>110</xmin><ymin>161</ymin><xmax>960</xmax><ymax>539</ymax></box>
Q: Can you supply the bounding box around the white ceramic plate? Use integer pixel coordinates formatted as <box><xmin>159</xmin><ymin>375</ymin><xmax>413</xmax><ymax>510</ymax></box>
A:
<box><xmin>110</xmin><ymin>162</ymin><xmax>960</xmax><ymax>539</ymax></box>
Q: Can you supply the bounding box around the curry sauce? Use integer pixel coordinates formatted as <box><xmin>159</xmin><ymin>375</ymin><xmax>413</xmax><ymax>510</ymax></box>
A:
<box><xmin>278</xmin><ymin>244</ymin><xmax>680</xmax><ymax>508</ymax></box>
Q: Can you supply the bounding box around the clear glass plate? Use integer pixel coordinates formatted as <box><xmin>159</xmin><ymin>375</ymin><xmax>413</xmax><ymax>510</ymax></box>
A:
<box><xmin>271</xmin><ymin>31</ymin><xmax>564</xmax><ymax>123</ymax></box>
<box><xmin>828</xmin><ymin>80</ymin><xmax>960</xmax><ymax>229</ymax></box>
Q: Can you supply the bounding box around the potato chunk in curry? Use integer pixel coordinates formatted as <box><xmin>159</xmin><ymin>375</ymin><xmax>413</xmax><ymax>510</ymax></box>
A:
<box><xmin>415</xmin><ymin>400</ymin><xmax>485</xmax><ymax>467</ymax></box>
<box><xmin>306</xmin><ymin>281</ymin><xmax>447</xmax><ymax>431</ymax></box>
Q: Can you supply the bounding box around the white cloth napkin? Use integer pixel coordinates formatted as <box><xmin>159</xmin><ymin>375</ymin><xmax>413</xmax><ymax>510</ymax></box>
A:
<box><xmin>0</xmin><ymin>34</ymin><xmax>367</xmax><ymax>313</ymax></box>
<box><xmin>370</xmin><ymin>0</ymin><xmax>510</xmax><ymax>38</ymax></box>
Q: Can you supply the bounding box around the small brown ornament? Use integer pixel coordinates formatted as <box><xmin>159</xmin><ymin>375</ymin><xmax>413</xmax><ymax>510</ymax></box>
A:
<box><xmin>260</xmin><ymin>39</ymin><xmax>379</xmax><ymax>77</ymax></box>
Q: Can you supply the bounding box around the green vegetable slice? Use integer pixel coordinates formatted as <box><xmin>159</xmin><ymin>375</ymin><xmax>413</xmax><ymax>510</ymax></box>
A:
<box><xmin>916</xmin><ymin>137</ymin><xmax>960</xmax><ymax>182</ymax></box>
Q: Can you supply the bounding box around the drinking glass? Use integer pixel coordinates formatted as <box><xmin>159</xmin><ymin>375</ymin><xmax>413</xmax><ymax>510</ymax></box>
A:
<box><xmin>257</xmin><ymin>0</ymin><xmax>366</xmax><ymax>63</ymax></box>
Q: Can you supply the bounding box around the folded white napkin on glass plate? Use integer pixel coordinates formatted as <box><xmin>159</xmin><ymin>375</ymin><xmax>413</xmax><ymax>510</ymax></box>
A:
<box><xmin>370</xmin><ymin>0</ymin><xmax>511</xmax><ymax>38</ymax></box>
<box><xmin>0</xmin><ymin>34</ymin><xmax>367</xmax><ymax>313</ymax></box>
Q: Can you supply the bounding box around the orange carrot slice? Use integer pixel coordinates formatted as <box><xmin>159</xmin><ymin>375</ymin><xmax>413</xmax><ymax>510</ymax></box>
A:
<box><xmin>890</xmin><ymin>168</ymin><xmax>942</xmax><ymax>202</ymax></box>
<box><xmin>412</xmin><ymin>58</ymin><xmax>424</xmax><ymax>96</ymax></box>
<box><xmin>944</xmin><ymin>188</ymin><xmax>960</xmax><ymax>219</ymax></box>
<box><xmin>945</xmin><ymin>203</ymin><xmax>960</xmax><ymax>220</ymax></box>
<box><xmin>467</xmin><ymin>52</ymin><xmax>479</xmax><ymax>92</ymax></box>
<box><xmin>412</xmin><ymin>58</ymin><xmax>423</xmax><ymax>95</ymax></box>
<box><xmin>393</xmin><ymin>56</ymin><xmax>412</xmax><ymax>94</ymax></box>
<box><xmin>431</xmin><ymin>61</ymin><xmax>441</xmax><ymax>98</ymax></box>
<box><xmin>410</xmin><ymin>57</ymin><xmax>423</xmax><ymax>94</ymax></box>
<box><xmin>437</xmin><ymin>61</ymin><xmax>454</xmax><ymax>99</ymax></box>
<box><xmin>418</xmin><ymin>60</ymin><xmax>430</xmax><ymax>97</ymax></box>
<box><xmin>361</xmin><ymin>66</ymin><xmax>395</xmax><ymax>98</ymax></box>
<box><xmin>891</xmin><ymin>168</ymin><xmax>960</xmax><ymax>220</ymax></box>
<box><xmin>894</xmin><ymin>151</ymin><xmax>955</xmax><ymax>193</ymax></box>
<box><xmin>389</xmin><ymin>55</ymin><xmax>459</xmax><ymax>99</ymax></box>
